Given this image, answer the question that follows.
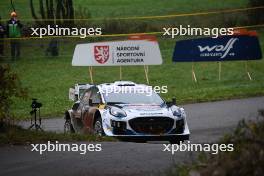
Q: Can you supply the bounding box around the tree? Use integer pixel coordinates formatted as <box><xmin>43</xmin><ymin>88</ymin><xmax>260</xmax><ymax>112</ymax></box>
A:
<box><xmin>29</xmin><ymin>0</ymin><xmax>75</xmax><ymax>56</ymax></box>
<box><xmin>248</xmin><ymin>0</ymin><xmax>264</xmax><ymax>24</ymax></box>
<box><xmin>29</xmin><ymin>0</ymin><xmax>75</xmax><ymax>25</ymax></box>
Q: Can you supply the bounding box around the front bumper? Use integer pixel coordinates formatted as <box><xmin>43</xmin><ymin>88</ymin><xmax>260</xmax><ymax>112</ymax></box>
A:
<box><xmin>103</xmin><ymin>116</ymin><xmax>190</xmax><ymax>140</ymax></box>
<box><xmin>116</xmin><ymin>134</ymin><xmax>190</xmax><ymax>142</ymax></box>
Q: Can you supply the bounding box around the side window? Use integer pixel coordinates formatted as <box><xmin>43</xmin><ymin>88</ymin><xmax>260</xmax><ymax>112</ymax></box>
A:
<box><xmin>90</xmin><ymin>87</ymin><xmax>101</xmax><ymax>104</ymax></box>
<box><xmin>81</xmin><ymin>90</ymin><xmax>92</xmax><ymax>105</ymax></box>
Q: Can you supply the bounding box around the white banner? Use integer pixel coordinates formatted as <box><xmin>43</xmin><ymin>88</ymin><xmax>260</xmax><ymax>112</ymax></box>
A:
<box><xmin>72</xmin><ymin>36</ymin><xmax>163</xmax><ymax>66</ymax></box>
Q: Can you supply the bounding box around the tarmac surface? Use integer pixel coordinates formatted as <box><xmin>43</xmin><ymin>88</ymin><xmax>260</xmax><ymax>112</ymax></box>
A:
<box><xmin>0</xmin><ymin>96</ymin><xmax>263</xmax><ymax>176</ymax></box>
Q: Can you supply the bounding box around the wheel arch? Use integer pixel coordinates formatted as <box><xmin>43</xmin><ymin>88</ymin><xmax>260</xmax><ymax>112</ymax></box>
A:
<box><xmin>64</xmin><ymin>110</ymin><xmax>72</xmax><ymax>120</ymax></box>
<box><xmin>93</xmin><ymin>109</ymin><xmax>102</xmax><ymax>125</ymax></box>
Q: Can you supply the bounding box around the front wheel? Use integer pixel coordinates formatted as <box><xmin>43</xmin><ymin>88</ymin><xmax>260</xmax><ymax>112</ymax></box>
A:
<box><xmin>169</xmin><ymin>139</ymin><xmax>181</xmax><ymax>144</ymax></box>
<box><xmin>93</xmin><ymin>117</ymin><xmax>105</xmax><ymax>136</ymax></box>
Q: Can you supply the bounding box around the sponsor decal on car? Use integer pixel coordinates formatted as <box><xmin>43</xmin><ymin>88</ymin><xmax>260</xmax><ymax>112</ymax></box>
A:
<box><xmin>98</xmin><ymin>104</ymin><xmax>106</xmax><ymax>109</ymax></box>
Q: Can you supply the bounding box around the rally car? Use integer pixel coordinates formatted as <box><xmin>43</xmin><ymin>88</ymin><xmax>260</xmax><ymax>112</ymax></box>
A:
<box><xmin>64</xmin><ymin>81</ymin><xmax>190</xmax><ymax>143</ymax></box>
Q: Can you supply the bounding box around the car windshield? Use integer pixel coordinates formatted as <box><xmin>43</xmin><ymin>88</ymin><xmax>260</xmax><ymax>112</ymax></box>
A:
<box><xmin>103</xmin><ymin>91</ymin><xmax>164</xmax><ymax>105</ymax></box>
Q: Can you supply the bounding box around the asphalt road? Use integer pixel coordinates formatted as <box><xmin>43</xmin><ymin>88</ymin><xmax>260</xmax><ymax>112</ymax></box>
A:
<box><xmin>1</xmin><ymin>96</ymin><xmax>263</xmax><ymax>176</ymax></box>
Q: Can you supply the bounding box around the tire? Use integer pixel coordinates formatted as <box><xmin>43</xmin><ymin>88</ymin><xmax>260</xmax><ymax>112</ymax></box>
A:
<box><xmin>93</xmin><ymin>117</ymin><xmax>105</xmax><ymax>136</ymax></box>
<box><xmin>64</xmin><ymin>119</ymin><xmax>75</xmax><ymax>134</ymax></box>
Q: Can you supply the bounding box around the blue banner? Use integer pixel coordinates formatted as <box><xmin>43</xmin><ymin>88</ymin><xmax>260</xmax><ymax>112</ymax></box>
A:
<box><xmin>173</xmin><ymin>35</ymin><xmax>262</xmax><ymax>62</ymax></box>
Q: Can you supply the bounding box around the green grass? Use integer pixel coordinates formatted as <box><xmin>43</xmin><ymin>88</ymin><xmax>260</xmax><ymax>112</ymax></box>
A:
<box><xmin>0</xmin><ymin>125</ymin><xmax>115</xmax><ymax>145</ymax></box>
<box><xmin>0</xmin><ymin>0</ymin><xmax>250</xmax><ymax>36</ymax></box>
<box><xmin>0</xmin><ymin>0</ymin><xmax>248</xmax><ymax>20</ymax></box>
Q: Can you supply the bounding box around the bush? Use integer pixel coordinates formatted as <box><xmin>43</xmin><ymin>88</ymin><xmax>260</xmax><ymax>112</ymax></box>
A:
<box><xmin>0</xmin><ymin>64</ymin><xmax>27</xmax><ymax>128</ymax></box>
<box><xmin>170</xmin><ymin>110</ymin><xmax>264</xmax><ymax>176</ymax></box>
<box><xmin>199</xmin><ymin>111</ymin><xmax>264</xmax><ymax>176</ymax></box>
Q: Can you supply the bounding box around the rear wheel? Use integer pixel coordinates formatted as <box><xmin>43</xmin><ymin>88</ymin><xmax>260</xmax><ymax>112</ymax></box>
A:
<box><xmin>64</xmin><ymin>119</ymin><xmax>75</xmax><ymax>134</ymax></box>
<box><xmin>93</xmin><ymin>117</ymin><xmax>105</xmax><ymax>136</ymax></box>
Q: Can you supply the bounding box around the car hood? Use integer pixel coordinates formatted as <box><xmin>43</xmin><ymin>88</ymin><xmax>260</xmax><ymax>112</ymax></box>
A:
<box><xmin>114</xmin><ymin>104</ymin><xmax>172</xmax><ymax>117</ymax></box>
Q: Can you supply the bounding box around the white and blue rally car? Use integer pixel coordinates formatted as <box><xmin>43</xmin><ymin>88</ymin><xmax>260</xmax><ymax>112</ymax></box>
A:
<box><xmin>64</xmin><ymin>81</ymin><xmax>190</xmax><ymax>143</ymax></box>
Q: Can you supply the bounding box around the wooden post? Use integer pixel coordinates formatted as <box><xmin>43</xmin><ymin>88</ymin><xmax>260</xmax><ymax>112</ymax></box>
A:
<box><xmin>89</xmin><ymin>66</ymin><xmax>94</xmax><ymax>84</ymax></box>
<box><xmin>245</xmin><ymin>61</ymin><xmax>252</xmax><ymax>81</ymax></box>
<box><xmin>218</xmin><ymin>61</ymin><xmax>222</xmax><ymax>81</ymax></box>
<box><xmin>119</xmin><ymin>66</ymin><xmax>122</xmax><ymax>80</ymax></box>
<box><xmin>192</xmin><ymin>62</ymin><xmax>197</xmax><ymax>83</ymax></box>
<box><xmin>144</xmin><ymin>65</ymin><xmax>149</xmax><ymax>84</ymax></box>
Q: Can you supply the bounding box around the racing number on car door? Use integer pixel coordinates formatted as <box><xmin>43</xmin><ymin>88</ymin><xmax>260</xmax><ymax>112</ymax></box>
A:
<box><xmin>81</xmin><ymin>90</ymin><xmax>92</xmax><ymax>121</ymax></box>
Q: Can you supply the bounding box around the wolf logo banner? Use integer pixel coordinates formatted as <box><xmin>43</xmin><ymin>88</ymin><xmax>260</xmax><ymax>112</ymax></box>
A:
<box><xmin>173</xmin><ymin>34</ymin><xmax>262</xmax><ymax>62</ymax></box>
<box><xmin>197</xmin><ymin>38</ymin><xmax>238</xmax><ymax>59</ymax></box>
<box><xmin>94</xmin><ymin>46</ymin><xmax>110</xmax><ymax>64</ymax></box>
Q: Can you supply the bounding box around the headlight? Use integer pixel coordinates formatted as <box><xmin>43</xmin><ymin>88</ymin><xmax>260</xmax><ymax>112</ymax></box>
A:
<box><xmin>110</xmin><ymin>107</ymin><xmax>127</xmax><ymax>118</ymax></box>
<box><xmin>171</xmin><ymin>106</ymin><xmax>184</xmax><ymax>118</ymax></box>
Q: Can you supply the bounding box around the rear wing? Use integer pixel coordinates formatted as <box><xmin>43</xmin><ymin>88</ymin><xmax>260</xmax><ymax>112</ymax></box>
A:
<box><xmin>69</xmin><ymin>88</ymin><xmax>76</xmax><ymax>101</ymax></box>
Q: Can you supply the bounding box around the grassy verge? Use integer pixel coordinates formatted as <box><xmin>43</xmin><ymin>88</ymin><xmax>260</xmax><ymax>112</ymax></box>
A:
<box><xmin>0</xmin><ymin>0</ymin><xmax>252</xmax><ymax>36</ymax></box>
<box><xmin>0</xmin><ymin>0</ymin><xmax>248</xmax><ymax>20</ymax></box>
<box><xmin>0</xmin><ymin>125</ymin><xmax>115</xmax><ymax>145</ymax></box>
<box><xmin>165</xmin><ymin>110</ymin><xmax>264</xmax><ymax>176</ymax></box>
